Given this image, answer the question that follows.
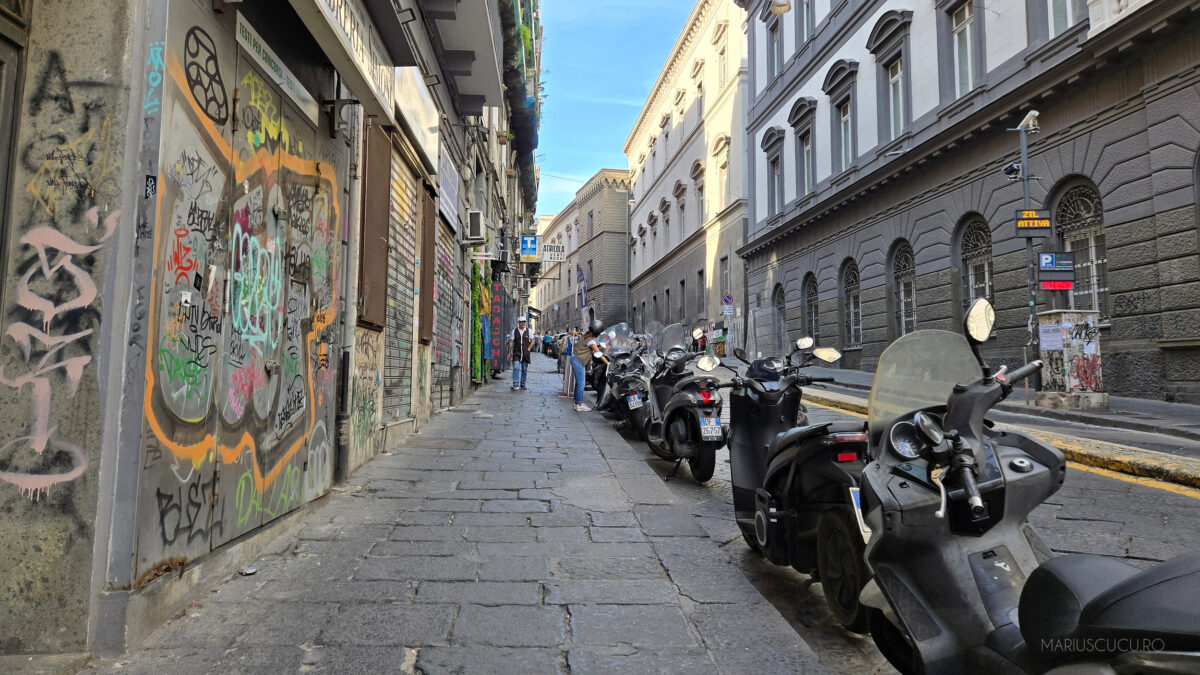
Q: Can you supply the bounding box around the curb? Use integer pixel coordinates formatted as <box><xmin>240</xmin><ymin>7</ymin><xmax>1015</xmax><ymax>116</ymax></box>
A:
<box><xmin>803</xmin><ymin>391</ymin><xmax>1200</xmax><ymax>491</ymax></box>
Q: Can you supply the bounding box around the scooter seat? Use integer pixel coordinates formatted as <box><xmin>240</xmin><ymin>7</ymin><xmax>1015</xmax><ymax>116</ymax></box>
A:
<box><xmin>1020</xmin><ymin>552</ymin><xmax>1200</xmax><ymax>657</ymax></box>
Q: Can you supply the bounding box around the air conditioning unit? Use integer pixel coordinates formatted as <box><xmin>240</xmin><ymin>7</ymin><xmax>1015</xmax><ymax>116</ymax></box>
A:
<box><xmin>521</xmin><ymin>278</ymin><xmax>531</xmax><ymax>296</ymax></box>
<box><xmin>465</xmin><ymin>210</ymin><xmax>485</xmax><ymax>243</ymax></box>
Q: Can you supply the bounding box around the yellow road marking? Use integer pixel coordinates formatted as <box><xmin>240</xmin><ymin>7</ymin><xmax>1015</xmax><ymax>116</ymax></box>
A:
<box><xmin>804</xmin><ymin>398</ymin><xmax>1200</xmax><ymax>499</ymax></box>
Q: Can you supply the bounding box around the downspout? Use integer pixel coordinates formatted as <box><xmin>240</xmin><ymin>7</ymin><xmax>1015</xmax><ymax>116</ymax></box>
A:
<box><xmin>335</xmin><ymin>103</ymin><xmax>364</xmax><ymax>482</ymax></box>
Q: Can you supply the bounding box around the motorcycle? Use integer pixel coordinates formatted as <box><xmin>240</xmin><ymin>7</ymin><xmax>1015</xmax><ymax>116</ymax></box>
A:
<box><xmin>719</xmin><ymin>337</ymin><xmax>874</xmax><ymax>632</ymax></box>
<box><xmin>592</xmin><ymin>323</ymin><xmax>636</xmax><ymax>411</ymax></box>
<box><xmin>640</xmin><ymin>322</ymin><xmax>725</xmax><ymax>483</ymax></box>
<box><xmin>858</xmin><ymin>298</ymin><xmax>1200</xmax><ymax>674</ymax></box>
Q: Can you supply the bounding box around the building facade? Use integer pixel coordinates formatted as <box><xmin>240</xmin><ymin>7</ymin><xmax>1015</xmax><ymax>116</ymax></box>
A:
<box><xmin>737</xmin><ymin>0</ymin><xmax>1200</xmax><ymax>401</ymax></box>
<box><xmin>0</xmin><ymin>0</ymin><xmax>538</xmax><ymax>660</ymax></box>
<box><xmin>533</xmin><ymin>168</ymin><xmax>631</xmax><ymax>332</ymax></box>
<box><xmin>627</xmin><ymin>0</ymin><xmax>749</xmax><ymax>349</ymax></box>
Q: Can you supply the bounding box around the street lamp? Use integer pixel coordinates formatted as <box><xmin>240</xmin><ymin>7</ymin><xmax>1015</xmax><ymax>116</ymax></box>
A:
<box><xmin>770</xmin><ymin>0</ymin><xmax>792</xmax><ymax>14</ymax></box>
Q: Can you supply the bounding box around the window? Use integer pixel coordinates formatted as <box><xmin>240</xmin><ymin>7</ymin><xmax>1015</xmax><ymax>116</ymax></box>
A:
<box><xmin>697</xmin><ymin>184</ymin><xmax>706</xmax><ymax>224</ymax></box>
<box><xmin>887</xmin><ymin>59</ymin><xmax>904</xmax><ymax>141</ymax></box>
<box><xmin>768</xmin><ymin>156</ymin><xmax>784</xmax><ymax>216</ymax></box>
<box><xmin>718</xmin><ymin>161</ymin><xmax>729</xmax><ymax>209</ymax></box>
<box><xmin>773</xmin><ymin>284</ymin><xmax>787</xmax><ymax>353</ymax></box>
<box><xmin>678</xmin><ymin>200</ymin><xmax>687</xmax><ymax>234</ymax></box>
<box><xmin>960</xmin><ymin>219</ymin><xmax>993</xmax><ymax>306</ymax></box>
<box><xmin>641</xmin><ymin>301</ymin><xmax>647</xmax><ymax>329</ymax></box>
<box><xmin>839</xmin><ymin>101</ymin><xmax>853</xmax><ymax>171</ymax></box>
<box><xmin>679</xmin><ymin>280</ymin><xmax>686</xmax><ymax>320</ymax></box>
<box><xmin>892</xmin><ymin>242</ymin><xmax>917</xmax><ymax>336</ymax></box>
<box><xmin>719</xmin><ymin>256</ymin><xmax>730</xmax><ymax>298</ymax></box>
<box><xmin>653</xmin><ymin>295</ymin><xmax>658</xmax><ymax>322</ymax></box>
<box><xmin>587</xmin><ymin>211</ymin><xmax>594</xmax><ymax>239</ymax></box>
<box><xmin>1050</xmin><ymin>0</ymin><xmax>1087</xmax><ymax>38</ymax></box>
<box><xmin>1055</xmin><ymin>184</ymin><xmax>1109</xmax><ymax>320</ymax></box>
<box><xmin>665</xmin><ymin>289</ymin><xmax>671</xmax><ymax>323</ymax></box>
<box><xmin>953</xmin><ymin>3</ymin><xmax>975</xmax><ymax>97</ymax></box>
<box><xmin>718</xmin><ymin>48</ymin><xmax>727</xmax><ymax>87</ymax></box>
<box><xmin>587</xmin><ymin>260</ymin><xmax>593</xmax><ymax>285</ymax></box>
<box><xmin>803</xmin><ymin>274</ymin><xmax>819</xmax><ymax>343</ymax></box>
<box><xmin>843</xmin><ymin>261</ymin><xmax>862</xmax><ymax>347</ymax></box>
<box><xmin>797</xmin><ymin>0</ymin><xmax>813</xmax><ymax>44</ymax></box>
<box><xmin>768</xmin><ymin>20</ymin><xmax>783</xmax><ymax>80</ymax></box>
<box><xmin>799</xmin><ymin>132</ymin><xmax>813</xmax><ymax>195</ymax></box>
<box><xmin>697</xmin><ymin>83</ymin><xmax>705</xmax><ymax>118</ymax></box>
<box><xmin>697</xmin><ymin>270</ymin><xmax>705</xmax><ymax>314</ymax></box>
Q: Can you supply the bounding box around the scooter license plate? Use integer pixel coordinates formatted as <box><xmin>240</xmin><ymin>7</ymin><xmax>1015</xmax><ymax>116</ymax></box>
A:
<box><xmin>626</xmin><ymin>394</ymin><xmax>643</xmax><ymax>410</ymax></box>
<box><xmin>699</xmin><ymin>416</ymin><xmax>722</xmax><ymax>440</ymax></box>
<box><xmin>848</xmin><ymin>487</ymin><xmax>872</xmax><ymax>544</ymax></box>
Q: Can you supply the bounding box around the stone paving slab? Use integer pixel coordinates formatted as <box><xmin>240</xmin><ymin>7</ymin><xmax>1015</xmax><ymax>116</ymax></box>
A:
<box><xmin>82</xmin><ymin>358</ymin><xmax>835</xmax><ymax>674</ymax></box>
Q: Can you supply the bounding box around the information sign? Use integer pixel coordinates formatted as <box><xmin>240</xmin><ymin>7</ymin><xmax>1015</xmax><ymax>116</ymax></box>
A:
<box><xmin>1015</xmin><ymin>209</ymin><xmax>1052</xmax><ymax>238</ymax></box>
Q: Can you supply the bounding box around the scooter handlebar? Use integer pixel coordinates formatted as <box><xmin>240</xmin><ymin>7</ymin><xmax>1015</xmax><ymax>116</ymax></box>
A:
<box><xmin>1004</xmin><ymin>360</ymin><xmax>1043</xmax><ymax>384</ymax></box>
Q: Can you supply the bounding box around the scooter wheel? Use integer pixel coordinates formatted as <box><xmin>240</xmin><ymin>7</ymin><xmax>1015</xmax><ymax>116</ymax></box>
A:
<box><xmin>688</xmin><ymin>450</ymin><xmax>716</xmax><ymax>483</ymax></box>
<box><xmin>738</xmin><ymin>522</ymin><xmax>762</xmax><ymax>554</ymax></box>
<box><xmin>817</xmin><ymin>507</ymin><xmax>871</xmax><ymax>634</ymax></box>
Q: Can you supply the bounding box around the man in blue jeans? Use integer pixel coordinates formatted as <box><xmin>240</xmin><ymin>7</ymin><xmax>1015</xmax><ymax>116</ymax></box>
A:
<box><xmin>509</xmin><ymin>316</ymin><xmax>534</xmax><ymax>391</ymax></box>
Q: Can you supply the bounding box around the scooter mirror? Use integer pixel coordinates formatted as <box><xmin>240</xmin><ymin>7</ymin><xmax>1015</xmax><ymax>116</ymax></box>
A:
<box><xmin>796</xmin><ymin>336</ymin><xmax>815</xmax><ymax>350</ymax></box>
<box><xmin>964</xmin><ymin>298</ymin><xmax>996</xmax><ymax>344</ymax></box>
<box><xmin>733</xmin><ymin>348</ymin><xmax>750</xmax><ymax>364</ymax></box>
<box><xmin>812</xmin><ymin>347</ymin><xmax>841</xmax><ymax>363</ymax></box>
<box><xmin>691</xmin><ymin>327</ymin><xmax>704</xmax><ymax>340</ymax></box>
<box><xmin>696</xmin><ymin>355</ymin><xmax>719</xmax><ymax>372</ymax></box>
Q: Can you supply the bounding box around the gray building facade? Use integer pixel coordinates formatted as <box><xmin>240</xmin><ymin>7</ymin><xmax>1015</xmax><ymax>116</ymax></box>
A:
<box><xmin>738</xmin><ymin>0</ymin><xmax>1200</xmax><ymax>402</ymax></box>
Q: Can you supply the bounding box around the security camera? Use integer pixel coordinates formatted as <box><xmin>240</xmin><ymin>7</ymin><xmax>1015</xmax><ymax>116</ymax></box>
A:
<box><xmin>1003</xmin><ymin>161</ymin><xmax>1022</xmax><ymax>181</ymax></box>
<box><xmin>1018</xmin><ymin>110</ymin><xmax>1040</xmax><ymax>133</ymax></box>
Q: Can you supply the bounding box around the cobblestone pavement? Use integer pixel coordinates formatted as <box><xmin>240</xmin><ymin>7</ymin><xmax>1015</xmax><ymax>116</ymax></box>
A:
<box><xmin>84</xmin><ymin>356</ymin><xmax>833</xmax><ymax>674</ymax></box>
<box><xmin>83</xmin><ymin>354</ymin><xmax>1200</xmax><ymax>674</ymax></box>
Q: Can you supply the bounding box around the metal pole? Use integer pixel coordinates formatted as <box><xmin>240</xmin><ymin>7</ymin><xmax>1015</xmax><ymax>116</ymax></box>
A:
<box><xmin>1019</xmin><ymin>127</ymin><xmax>1040</xmax><ymax>398</ymax></box>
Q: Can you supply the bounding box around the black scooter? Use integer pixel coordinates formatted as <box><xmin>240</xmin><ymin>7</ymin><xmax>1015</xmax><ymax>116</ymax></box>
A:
<box><xmin>720</xmin><ymin>337</ymin><xmax>873</xmax><ymax>632</ymax></box>
<box><xmin>859</xmin><ymin>298</ymin><xmax>1200</xmax><ymax>674</ymax></box>
<box><xmin>641</xmin><ymin>324</ymin><xmax>725</xmax><ymax>483</ymax></box>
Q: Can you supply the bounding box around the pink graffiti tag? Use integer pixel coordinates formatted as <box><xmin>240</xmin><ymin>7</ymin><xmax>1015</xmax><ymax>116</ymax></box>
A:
<box><xmin>0</xmin><ymin>207</ymin><xmax>118</xmax><ymax>498</ymax></box>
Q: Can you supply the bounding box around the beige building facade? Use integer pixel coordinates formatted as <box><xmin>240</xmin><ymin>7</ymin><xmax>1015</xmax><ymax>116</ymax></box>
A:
<box><xmin>626</xmin><ymin>0</ymin><xmax>749</xmax><ymax>349</ymax></box>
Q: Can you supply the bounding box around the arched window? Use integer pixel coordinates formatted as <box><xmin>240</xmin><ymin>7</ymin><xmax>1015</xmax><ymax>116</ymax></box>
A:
<box><xmin>1054</xmin><ymin>182</ymin><xmax>1108</xmax><ymax>320</ymax></box>
<box><xmin>773</xmin><ymin>284</ymin><xmax>787</xmax><ymax>354</ymax></box>
<box><xmin>803</xmin><ymin>273</ymin><xmax>819</xmax><ymax>344</ymax></box>
<box><xmin>891</xmin><ymin>241</ymin><xmax>916</xmax><ymax>336</ymax></box>
<box><xmin>842</xmin><ymin>260</ymin><xmax>862</xmax><ymax>347</ymax></box>
<box><xmin>960</xmin><ymin>218</ymin><xmax>993</xmax><ymax>307</ymax></box>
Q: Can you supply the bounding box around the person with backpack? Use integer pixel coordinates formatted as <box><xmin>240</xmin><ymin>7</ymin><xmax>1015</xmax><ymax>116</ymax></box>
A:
<box><xmin>570</xmin><ymin>319</ymin><xmax>608</xmax><ymax>412</ymax></box>
<box><xmin>508</xmin><ymin>316</ymin><xmax>535</xmax><ymax>391</ymax></box>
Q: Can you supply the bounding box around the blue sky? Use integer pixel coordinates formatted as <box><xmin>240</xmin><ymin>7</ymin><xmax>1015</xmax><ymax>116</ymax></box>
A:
<box><xmin>536</xmin><ymin>0</ymin><xmax>697</xmax><ymax>216</ymax></box>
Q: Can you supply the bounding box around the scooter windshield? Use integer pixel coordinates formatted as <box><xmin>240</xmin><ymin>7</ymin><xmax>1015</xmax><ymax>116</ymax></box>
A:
<box><xmin>600</xmin><ymin>323</ymin><xmax>635</xmax><ymax>351</ymax></box>
<box><xmin>657</xmin><ymin>323</ymin><xmax>689</xmax><ymax>353</ymax></box>
<box><xmin>866</xmin><ymin>330</ymin><xmax>982</xmax><ymax>452</ymax></box>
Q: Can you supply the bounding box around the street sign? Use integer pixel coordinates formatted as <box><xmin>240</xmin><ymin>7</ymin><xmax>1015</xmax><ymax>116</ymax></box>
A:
<box><xmin>541</xmin><ymin>242</ymin><xmax>566</xmax><ymax>262</ymax></box>
<box><xmin>1015</xmin><ymin>209</ymin><xmax>1052</xmax><ymax>238</ymax></box>
<box><xmin>722</xmin><ymin>305</ymin><xmax>734</xmax><ymax>316</ymax></box>
<box><xmin>1038</xmin><ymin>251</ymin><xmax>1074</xmax><ymax>287</ymax></box>
<box><xmin>722</xmin><ymin>293</ymin><xmax>734</xmax><ymax>305</ymax></box>
<box><xmin>520</xmin><ymin>235</ymin><xmax>538</xmax><ymax>262</ymax></box>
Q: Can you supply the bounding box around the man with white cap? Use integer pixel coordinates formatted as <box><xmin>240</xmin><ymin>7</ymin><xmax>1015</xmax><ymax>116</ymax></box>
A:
<box><xmin>508</xmin><ymin>316</ymin><xmax>535</xmax><ymax>391</ymax></box>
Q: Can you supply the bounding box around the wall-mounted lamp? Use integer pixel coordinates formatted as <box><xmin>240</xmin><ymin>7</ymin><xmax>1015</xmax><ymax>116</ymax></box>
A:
<box><xmin>770</xmin><ymin>0</ymin><xmax>792</xmax><ymax>14</ymax></box>
<box><xmin>395</xmin><ymin>7</ymin><xmax>416</xmax><ymax>23</ymax></box>
<box><xmin>424</xmin><ymin>74</ymin><xmax>441</xmax><ymax>87</ymax></box>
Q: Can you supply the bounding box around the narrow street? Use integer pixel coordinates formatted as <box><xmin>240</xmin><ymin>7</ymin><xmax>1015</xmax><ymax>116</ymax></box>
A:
<box><xmin>81</xmin><ymin>351</ymin><xmax>1200</xmax><ymax>674</ymax></box>
<box><xmin>86</xmin><ymin>354</ymin><xmax>830</xmax><ymax>674</ymax></box>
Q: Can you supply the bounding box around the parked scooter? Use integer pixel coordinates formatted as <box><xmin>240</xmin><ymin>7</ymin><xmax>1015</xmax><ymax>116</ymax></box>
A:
<box><xmin>858</xmin><ymin>298</ymin><xmax>1200</xmax><ymax>674</ymax></box>
<box><xmin>612</xmin><ymin>322</ymin><xmax>663</xmax><ymax>439</ymax></box>
<box><xmin>592</xmin><ymin>323</ymin><xmax>635</xmax><ymax>411</ymax></box>
<box><xmin>718</xmin><ymin>337</ymin><xmax>873</xmax><ymax>631</ymax></box>
<box><xmin>640</xmin><ymin>323</ymin><xmax>725</xmax><ymax>483</ymax></box>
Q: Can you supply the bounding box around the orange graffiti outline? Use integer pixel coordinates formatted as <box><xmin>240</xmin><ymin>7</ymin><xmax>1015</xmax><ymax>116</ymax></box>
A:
<box><xmin>142</xmin><ymin>52</ymin><xmax>340</xmax><ymax>495</ymax></box>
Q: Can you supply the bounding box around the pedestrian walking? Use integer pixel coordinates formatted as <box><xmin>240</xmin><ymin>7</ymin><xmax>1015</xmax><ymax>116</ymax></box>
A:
<box><xmin>508</xmin><ymin>316</ymin><xmax>535</xmax><ymax>391</ymax></box>
<box><xmin>570</xmin><ymin>320</ymin><xmax>608</xmax><ymax>412</ymax></box>
<box><xmin>560</xmin><ymin>328</ymin><xmax>578</xmax><ymax>398</ymax></box>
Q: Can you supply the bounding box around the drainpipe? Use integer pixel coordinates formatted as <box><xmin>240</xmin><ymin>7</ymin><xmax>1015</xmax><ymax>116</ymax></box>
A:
<box><xmin>335</xmin><ymin>104</ymin><xmax>364</xmax><ymax>482</ymax></box>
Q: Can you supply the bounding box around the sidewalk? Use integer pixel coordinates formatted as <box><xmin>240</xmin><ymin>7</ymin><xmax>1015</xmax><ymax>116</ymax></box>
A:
<box><xmin>83</xmin><ymin>357</ymin><xmax>829</xmax><ymax>674</ymax></box>
<box><xmin>802</xmin><ymin>365</ymin><xmax>1200</xmax><ymax>443</ymax></box>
